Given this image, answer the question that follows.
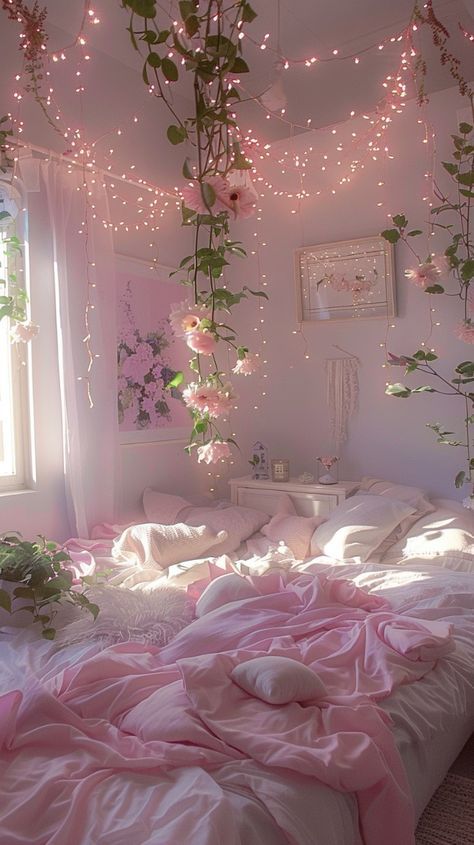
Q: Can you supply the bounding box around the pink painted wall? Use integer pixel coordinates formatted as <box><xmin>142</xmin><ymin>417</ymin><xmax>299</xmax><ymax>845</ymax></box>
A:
<box><xmin>221</xmin><ymin>86</ymin><xmax>472</xmax><ymax>502</ymax></box>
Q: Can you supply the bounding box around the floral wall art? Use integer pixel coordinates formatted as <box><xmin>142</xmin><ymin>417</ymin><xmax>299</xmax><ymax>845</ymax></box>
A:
<box><xmin>117</xmin><ymin>262</ymin><xmax>190</xmax><ymax>443</ymax></box>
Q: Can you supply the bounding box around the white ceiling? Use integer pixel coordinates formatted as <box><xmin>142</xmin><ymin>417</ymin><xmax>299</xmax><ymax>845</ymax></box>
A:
<box><xmin>38</xmin><ymin>0</ymin><xmax>474</xmax><ymax>141</ymax></box>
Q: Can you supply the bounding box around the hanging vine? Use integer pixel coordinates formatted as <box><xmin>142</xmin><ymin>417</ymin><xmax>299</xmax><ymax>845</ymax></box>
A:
<box><xmin>120</xmin><ymin>0</ymin><xmax>264</xmax><ymax>463</ymax></box>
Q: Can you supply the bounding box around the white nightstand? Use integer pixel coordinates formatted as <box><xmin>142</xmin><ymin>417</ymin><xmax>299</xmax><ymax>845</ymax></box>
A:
<box><xmin>229</xmin><ymin>476</ymin><xmax>359</xmax><ymax>517</ymax></box>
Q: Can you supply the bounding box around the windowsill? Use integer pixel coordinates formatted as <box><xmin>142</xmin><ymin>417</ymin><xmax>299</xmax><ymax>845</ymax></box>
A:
<box><xmin>0</xmin><ymin>486</ymin><xmax>38</xmax><ymax>499</ymax></box>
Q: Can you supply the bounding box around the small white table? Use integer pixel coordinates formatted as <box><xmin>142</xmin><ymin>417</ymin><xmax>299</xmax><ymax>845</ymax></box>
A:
<box><xmin>229</xmin><ymin>476</ymin><xmax>359</xmax><ymax>517</ymax></box>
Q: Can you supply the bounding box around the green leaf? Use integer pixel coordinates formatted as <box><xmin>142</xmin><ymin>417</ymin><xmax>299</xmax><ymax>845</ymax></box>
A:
<box><xmin>86</xmin><ymin>602</ymin><xmax>100</xmax><ymax>620</ymax></box>
<box><xmin>13</xmin><ymin>586</ymin><xmax>35</xmax><ymax>599</ymax></box>
<box><xmin>41</xmin><ymin>628</ymin><xmax>56</xmax><ymax>640</ymax></box>
<box><xmin>124</xmin><ymin>0</ymin><xmax>157</xmax><ymax>16</ymax></box>
<box><xmin>201</xmin><ymin>181</ymin><xmax>216</xmax><ymax>209</ymax></box>
<box><xmin>411</xmin><ymin>385</ymin><xmax>435</xmax><ymax>393</ymax></box>
<box><xmin>456</xmin><ymin>171</ymin><xmax>474</xmax><ymax>187</ymax></box>
<box><xmin>167</xmin><ymin>124</ymin><xmax>187</xmax><ymax>145</ymax></box>
<box><xmin>442</xmin><ymin>161</ymin><xmax>458</xmax><ymax>175</ymax></box>
<box><xmin>147</xmin><ymin>52</ymin><xmax>162</xmax><ymax>68</ymax></box>
<box><xmin>392</xmin><ymin>214</ymin><xmax>408</xmax><ymax>229</ymax></box>
<box><xmin>237</xmin><ymin>345</ymin><xmax>248</xmax><ymax>360</ymax></box>
<box><xmin>185</xmin><ymin>15</ymin><xmax>199</xmax><ymax>37</ymax></box>
<box><xmin>165</xmin><ymin>371</ymin><xmax>184</xmax><ymax>389</ymax></box>
<box><xmin>161</xmin><ymin>57</ymin><xmax>179</xmax><ymax>82</ymax></box>
<box><xmin>230</xmin><ymin>56</ymin><xmax>250</xmax><ymax>74</ymax></box>
<box><xmin>407</xmin><ymin>229</ymin><xmax>423</xmax><ymax>237</ymax></box>
<box><xmin>243</xmin><ymin>286</ymin><xmax>269</xmax><ymax>299</ymax></box>
<box><xmin>461</xmin><ymin>259</ymin><xmax>474</xmax><ymax>282</ymax></box>
<box><xmin>0</xmin><ymin>211</ymin><xmax>11</xmax><ymax>222</ymax></box>
<box><xmin>241</xmin><ymin>2</ymin><xmax>257</xmax><ymax>22</ymax></box>
<box><xmin>459</xmin><ymin>189</ymin><xmax>474</xmax><ymax>198</ymax></box>
<box><xmin>385</xmin><ymin>383</ymin><xmax>412</xmax><ymax>397</ymax></box>
<box><xmin>381</xmin><ymin>229</ymin><xmax>400</xmax><ymax>244</ymax></box>
<box><xmin>424</xmin><ymin>284</ymin><xmax>444</xmax><ymax>294</ymax></box>
<box><xmin>182</xmin><ymin>158</ymin><xmax>193</xmax><ymax>179</ymax></box>
<box><xmin>459</xmin><ymin>122</ymin><xmax>473</xmax><ymax>135</ymax></box>
<box><xmin>178</xmin><ymin>0</ymin><xmax>197</xmax><ymax>20</ymax></box>
<box><xmin>0</xmin><ymin>589</ymin><xmax>11</xmax><ymax>613</ymax></box>
<box><xmin>455</xmin><ymin>471</ymin><xmax>466</xmax><ymax>488</ymax></box>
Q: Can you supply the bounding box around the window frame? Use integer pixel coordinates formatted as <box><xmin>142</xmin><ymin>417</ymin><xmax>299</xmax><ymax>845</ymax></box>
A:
<box><xmin>0</xmin><ymin>187</ymin><xmax>31</xmax><ymax>493</ymax></box>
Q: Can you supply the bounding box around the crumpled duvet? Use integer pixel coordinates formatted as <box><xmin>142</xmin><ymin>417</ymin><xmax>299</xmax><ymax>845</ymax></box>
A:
<box><xmin>0</xmin><ymin>572</ymin><xmax>457</xmax><ymax>845</ymax></box>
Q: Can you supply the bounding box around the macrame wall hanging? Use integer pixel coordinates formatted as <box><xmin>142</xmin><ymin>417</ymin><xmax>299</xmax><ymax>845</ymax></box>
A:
<box><xmin>325</xmin><ymin>348</ymin><xmax>360</xmax><ymax>446</ymax></box>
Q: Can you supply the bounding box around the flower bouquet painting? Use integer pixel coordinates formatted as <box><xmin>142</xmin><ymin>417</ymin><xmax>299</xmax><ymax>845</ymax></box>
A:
<box><xmin>117</xmin><ymin>268</ymin><xmax>190</xmax><ymax>441</ymax></box>
<box><xmin>317</xmin><ymin>455</ymin><xmax>339</xmax><ymax>485</ymax></box>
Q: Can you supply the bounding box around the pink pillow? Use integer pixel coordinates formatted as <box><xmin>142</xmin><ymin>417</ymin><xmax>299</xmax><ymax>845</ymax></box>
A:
<box><xmin>143</xmin><ymin>488</ymin><xmax>191</xmax><ymax>524</ymax></box>
<box><xmin>196</xmin><ymin>573</ymin><xmax>259</xmax><ymax>617</ymax></box>
<box><xmin>231</xmin><ymin>656</ymin><xmax>326</xmax><ymax>705</ymax></box>
<box><xmin>262</xmin><ymin>514</ymin><xmax>325</xmax><ymax>559</ymax></box>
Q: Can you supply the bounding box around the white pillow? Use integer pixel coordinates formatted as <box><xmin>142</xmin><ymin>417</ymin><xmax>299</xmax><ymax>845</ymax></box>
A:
<box><xmin>112</xmin><ymin>522</ymin><xmax>228</xmax><ymax>569</ymax></box>
<box><xmin>196</xmin><ymin>573</ymin><xmax>259</xmax><ymax>617</ymax></box>
<box><xmin>142</xmin><ymin>488</ymin><xmax>191</xmax><ymax>524</ymax></box>
<box><xmin>311</xmin><ymin>494</ymin><xmax>416</xmax><ymax>562</ymax></box>
<box><xmin>381</xmin><ymin>504</ymin><xmax>474</xmax><ymax>568</ymax></box>
<box><xmin>262</xmin><ymin>514</ymin><xmax>325</xmax><ymax>559</ymax></box>
<box><xmin>358</xmin><ymin>476</ymin><xmax>434</xmax><ymax>512</ymax></box>
<box><xmin>182</xmin><ymin>505</ymin><xmax>269</xmax><ymax>554</ymax></box>
<box><xmin>231</xmin><ymin>656</ymin><xmax>326</xmax><ymax>705</ymax></box>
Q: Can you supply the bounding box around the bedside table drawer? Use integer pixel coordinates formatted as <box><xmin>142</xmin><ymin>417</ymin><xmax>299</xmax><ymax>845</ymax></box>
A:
<box><xmin>230</xmin><ymin>477</ymin><xmax>359</xmax><ymax>517</ymax></box>
<box><xmin>235</xmin><ymin>487</ymin><xmax>336</xmax><ymax>517</ymax></box>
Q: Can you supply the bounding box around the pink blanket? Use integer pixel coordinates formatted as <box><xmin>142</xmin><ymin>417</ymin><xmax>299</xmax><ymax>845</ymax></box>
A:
<box><xmin>0</xmin><ymin>573</ymin><xmax>453</xmax><ymax>845</ymax></box>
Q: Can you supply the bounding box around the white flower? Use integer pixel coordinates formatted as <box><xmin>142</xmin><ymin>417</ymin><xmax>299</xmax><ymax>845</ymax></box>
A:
<box><xmin>9</xmin><ymin>320</ymin><xmax>39</xmax><ymax>344</ymax></box>
<box><xmin>197</xmin><ymin>440</ymin><xmax>232</xmax><ymax>464</ymax></box>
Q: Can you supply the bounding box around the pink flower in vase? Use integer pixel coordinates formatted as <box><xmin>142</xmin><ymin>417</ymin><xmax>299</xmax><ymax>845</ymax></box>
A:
<box><xmin>317</xmin><ymin>455</ymin><xmax>338</xmax><ymax>471</ymax></box>
<box><xmin>197</xmin><ymin>440</ymin><xmax>232</xmax><ymax>464</ymax></box>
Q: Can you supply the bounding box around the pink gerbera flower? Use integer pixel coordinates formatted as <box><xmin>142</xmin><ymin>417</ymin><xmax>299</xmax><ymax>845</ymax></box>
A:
<box><xmin>405</xmin><ymin>262</ymin><xmax>441</xmax><ymax>289</ymax></box>
<box><xmin>197</xmin><ymin>440</ymin><xmax>232</xmax><ymax>464</ymax></box>
<box><xmin>232</xmin><ymin>352</ymin><xmax>260</xmax><ymax>376</ymax></box>
<box><xmin>183</xmin><ymin>382</ymin><xmax>235</xmax><ymax>418</ymax></box>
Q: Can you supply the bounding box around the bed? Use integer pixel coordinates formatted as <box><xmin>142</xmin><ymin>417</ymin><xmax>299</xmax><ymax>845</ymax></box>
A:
<box><xmin>0</xmin><ymin>478</ymin><xmax>473</xmax><ymax>845</ymax></box>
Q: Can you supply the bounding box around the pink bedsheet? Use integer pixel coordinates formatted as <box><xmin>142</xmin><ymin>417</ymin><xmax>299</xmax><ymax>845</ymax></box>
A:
<box><xmin>0</xmin><ymin>572</ymin><xmax>454</xmax><ymax>845</ymax></box>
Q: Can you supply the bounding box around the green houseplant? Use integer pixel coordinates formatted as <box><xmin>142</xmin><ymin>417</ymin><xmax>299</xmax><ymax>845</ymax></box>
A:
<box><xmin>0</xmin><ymin>533</ymin><xmax>99</xmax><ymax>639</ymax></box>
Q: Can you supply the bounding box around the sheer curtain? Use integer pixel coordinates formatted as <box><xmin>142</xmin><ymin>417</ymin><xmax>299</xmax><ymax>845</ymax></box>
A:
<box><xmin>40</xmin><ymin>160</ymin><xmax>118</xmax><ymax>537</ymax></box>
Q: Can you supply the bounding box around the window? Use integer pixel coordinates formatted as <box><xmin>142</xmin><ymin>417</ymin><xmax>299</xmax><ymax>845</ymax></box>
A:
<box><xmin>0</xmin><ymin>189</ymin><xmax>29</xmax><ymax>491</ymax></box>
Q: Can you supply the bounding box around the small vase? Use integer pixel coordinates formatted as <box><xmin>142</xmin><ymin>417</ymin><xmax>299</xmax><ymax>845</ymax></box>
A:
<box><xmin>317</xmin><ymin>459</ymin><xmax>338</xmax><ymax>485</ymax></box>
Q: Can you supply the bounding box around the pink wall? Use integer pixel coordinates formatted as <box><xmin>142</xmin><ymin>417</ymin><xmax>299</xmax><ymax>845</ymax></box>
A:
<box><xmin>221</xmin><ymin>86</ymin><xmax>472</xmax><ymax>502</ymax></box>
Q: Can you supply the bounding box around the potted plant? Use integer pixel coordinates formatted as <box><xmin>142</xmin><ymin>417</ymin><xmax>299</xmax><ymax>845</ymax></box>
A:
<box><xmin>0</xmin><ymin>533</ymin><xmax>99</xmax><ymax>639</ymax></box>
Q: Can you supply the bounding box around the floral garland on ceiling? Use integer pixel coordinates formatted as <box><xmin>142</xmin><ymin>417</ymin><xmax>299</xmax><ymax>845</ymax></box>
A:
<box><xmin>120</xmin><ymin>0</ymin><xmax>264</xmax><ymax>464</ymax></box>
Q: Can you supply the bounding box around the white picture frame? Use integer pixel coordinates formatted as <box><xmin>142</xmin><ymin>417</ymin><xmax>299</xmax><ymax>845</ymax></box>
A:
<box><xmin>295</xmin><ymin>235</ymin><xmax>396</xmax><ymax>322</ymax></box>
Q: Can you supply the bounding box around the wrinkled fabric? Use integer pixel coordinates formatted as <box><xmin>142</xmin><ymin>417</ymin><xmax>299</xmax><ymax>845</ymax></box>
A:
<box><xmin>0</xmin><ymin>572</ymin><xmax>457</xmax><ymax>845</ymax></box>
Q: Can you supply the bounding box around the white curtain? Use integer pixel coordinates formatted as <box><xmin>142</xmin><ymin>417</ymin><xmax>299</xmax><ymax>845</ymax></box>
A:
<box><xmin>39</xmin><ymin>160</ymin><xmax>118</xmax><ymax>537</ymax></box>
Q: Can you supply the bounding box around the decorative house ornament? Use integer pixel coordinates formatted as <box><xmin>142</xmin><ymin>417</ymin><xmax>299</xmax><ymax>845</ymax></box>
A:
<box><xmin>271</xmin><ymin>458</ymin><xmax>290</xmax><ymax>483</ymax></box>
<box><xmin>317</xmin><ymin>455</ymin><xmax>339</xmax><ymax>485</ymax></box>
<box><xmin>298</xmin><ymin>472</ymin><xmax>315</xmax><ymax>484</ymax></box>
<box><xmin>250</xmin><ymin>441</ymin><xmax>269</xmax><ymax>480</ymax></box>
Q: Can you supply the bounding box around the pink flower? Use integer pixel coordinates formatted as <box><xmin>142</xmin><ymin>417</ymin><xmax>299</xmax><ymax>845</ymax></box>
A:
<box><xmin>183</xmin><ymin>382</ymin><xmax>235</xmax><ymax>417</ymax></box>
<box><xmin>169</xmin><ymin>300</ymin><xmax>210</xmax><ymax>338</ymax></box>
<box><xmin>186</xmin><ymin>330</ymin><xmax>217</xmax><ymax>355</ymax></box>
<box><xmin>219</xmin><ymin>183</ymin><xmax>256</xmax><ymax>219</ymax></box>
<box><xmin>405</xmin><ymin>262</ymin><xmax>441</xmax><ymax>289</ymax></box>
<box><xmin>317</xmin><ymin>455</ymin><xmax>338</xmax><ymax>470</ymax></box>
<box><xmin>181</xmin><ymin>175</ymin><xmax>229</xmax><ymax>214</ymax></box>
<box><xmin>456</xmin><ymin>319</ymin><xmax>474</xmax><ymax>344</ymax></box>
<box><xmin>9</xmin><ymin>320</ymin><xmax>39</xmax><ymax>343</ymax></box>
<box><xmin>232</xmin><ymin>352</ymin><xmax>260</xmax><ymax>376</ymax></box>
<box><xmin>197</xmin><ymin>440</ymin><xmax>232</xmax><ymax>464</ymax></box>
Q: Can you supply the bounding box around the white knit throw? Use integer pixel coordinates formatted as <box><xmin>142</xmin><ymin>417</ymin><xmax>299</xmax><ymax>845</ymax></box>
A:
<box><xmin>325</xmin><ymin>357</ymin><xmax>359</xmax><ymax>446</ymax></box>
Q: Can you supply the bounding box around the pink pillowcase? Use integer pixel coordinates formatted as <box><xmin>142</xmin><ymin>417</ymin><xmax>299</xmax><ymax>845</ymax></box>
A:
<box><xmin>262</xmin><ymin>513</ymin><xmax>326</xmax><ymax>559</ymax></box>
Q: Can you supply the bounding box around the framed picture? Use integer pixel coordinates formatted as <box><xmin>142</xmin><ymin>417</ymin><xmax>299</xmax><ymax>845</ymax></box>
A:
<box><xmin>294</xmin><ymin>235</ymin><xmax>396</xmax><ymax>322</ymax></box>
<box><xmin>116</xmin><ymin>255</ymin><xmax>190</xmax><ymax>444</ymax></box>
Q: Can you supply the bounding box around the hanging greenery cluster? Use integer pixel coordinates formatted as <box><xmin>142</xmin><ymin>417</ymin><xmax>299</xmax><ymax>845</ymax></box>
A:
<box><xmin>120</xmin><ymin>0</ymin><xmax>265</xmax><ymax>463</ymax></box>
<box><xmin>382</xmin><ymin>116</ymin><xmax>474</xmax><ymax>504</ymax></box>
